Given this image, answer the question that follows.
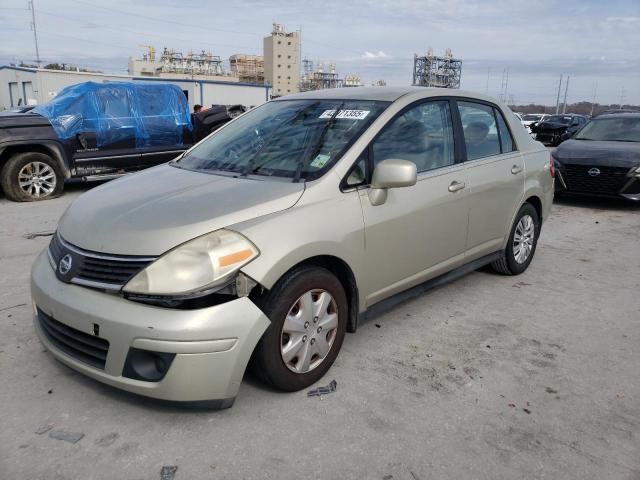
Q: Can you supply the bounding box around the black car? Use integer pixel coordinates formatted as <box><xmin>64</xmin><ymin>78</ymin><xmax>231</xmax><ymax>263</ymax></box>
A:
<box><xmin>552</xmin><ymin>113</ymin><xmax>640</xmax><ymax>200</ymax></box>
<box><xmin>531</xmin><ymin>114</ymin><xmax>589</xmax><ymax>146</ymax></box>
<box><xmin>0</xmin><ymin>81</ymin><xmax>242</xmax><ymax>202</ymax></box>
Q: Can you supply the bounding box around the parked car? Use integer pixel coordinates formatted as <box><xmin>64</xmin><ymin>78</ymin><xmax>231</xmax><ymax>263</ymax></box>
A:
<box><xmin>596</xmin><ymin>109</ymin><xmax>640</xmax><ymax>116</ymax></box>
<box><xmin>0</xmin><ymin>81</ymin><xmax>242</xmax><ymax>202</ymax></box>
<box><xmin>31</xmin><ymin>87</ymin><xmax>553</xmax><ymax>407</ymax></box>
<box><xmin>521</xmin><ymin>113</ymin><xmax>548</xmax><ymax>134</ymax></box>
<box><xmin>553</xmin><ymin>113</ymin><xmax>640</xmax><ymax>200</ymax></box>
<box><xmin>530</xmin><ymin>114</ymin><xmax>589</xmax><ymax>146</ymax></box>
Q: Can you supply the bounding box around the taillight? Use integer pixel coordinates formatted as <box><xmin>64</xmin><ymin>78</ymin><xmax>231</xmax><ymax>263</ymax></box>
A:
<box><xmin>549</xmin><ymin>152</ymin><xmax>556</xmax><ymax>178</ymax></box>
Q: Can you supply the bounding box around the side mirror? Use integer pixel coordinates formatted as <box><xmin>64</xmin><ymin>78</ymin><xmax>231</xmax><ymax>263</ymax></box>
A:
<box><xmin>368</xmin><ymin>159</ymin><xmax>417</xmax><ymax>206</ymax></box>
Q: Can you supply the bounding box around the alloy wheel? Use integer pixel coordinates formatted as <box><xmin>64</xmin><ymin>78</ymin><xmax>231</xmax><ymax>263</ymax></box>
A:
<box><xmin>513</xmin><ymin>214</ymin><xmax>535</xmax><ymax>264</ymax></box>
<box><xmin>18</xmin><ymin>161</ymin><xmax>57</xmax><ymax>198</ymax></box>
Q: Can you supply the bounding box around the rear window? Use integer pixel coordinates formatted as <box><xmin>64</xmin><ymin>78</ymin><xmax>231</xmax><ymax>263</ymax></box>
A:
<box><xmin>458</xmin><ymin>101</ymin><xmax>501</xmax><ymax>160</ymax></box>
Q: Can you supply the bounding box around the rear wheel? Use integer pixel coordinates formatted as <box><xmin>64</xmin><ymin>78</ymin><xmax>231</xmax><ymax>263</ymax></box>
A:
<box><xmin>0</xmin><ymin>152</ymin><xmax>64</xmax><ymax>202</ymax></box>
<box><xmin>252</xmin><ymin>266</ymin><xmax>347</xmax><ymax>392</ymax></box>
<box><xmin>491</xmin><ymin>203</ymin><xmax>540</xmax><ymax>275</ymax></box>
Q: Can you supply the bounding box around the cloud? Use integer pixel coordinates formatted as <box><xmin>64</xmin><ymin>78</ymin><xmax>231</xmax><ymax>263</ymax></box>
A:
<box><xmin>362</xmin><ymin>50</ymin><xmax>389</xmax><ymax>59</ymax></box>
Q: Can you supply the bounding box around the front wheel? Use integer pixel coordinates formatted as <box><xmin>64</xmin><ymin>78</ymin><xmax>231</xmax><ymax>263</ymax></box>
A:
<box><xmin>0</xmin><ymin>152</ymin><xmax>64</xmax><ymax>202</ymax></box>
<box><xmin>251</xmin><ymin>266</ymin><xmax>347</xmax><ymax>392</ymax></box>
<box><xmin>491</xmin><ymin>203</ymin><xmax>540</xmax><ymax>275</ymax></box>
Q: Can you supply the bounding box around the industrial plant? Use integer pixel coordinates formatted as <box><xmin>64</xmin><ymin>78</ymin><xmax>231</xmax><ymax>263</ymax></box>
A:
<box><xmin>412</xmin><ymin>48</ymin><xmax>462</xmax><ymax>89</ymax></box>
<box><xmin>2</xmin><ymin>19</ymin><xmax>465</xmax><ymax>111</ymax></box>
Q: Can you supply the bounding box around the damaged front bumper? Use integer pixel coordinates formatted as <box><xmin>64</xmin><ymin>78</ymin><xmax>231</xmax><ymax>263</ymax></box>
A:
<box><xmin>31</xmin><ymin>250</ymin><xmax>270</xmax><ymax>407</ymax></box>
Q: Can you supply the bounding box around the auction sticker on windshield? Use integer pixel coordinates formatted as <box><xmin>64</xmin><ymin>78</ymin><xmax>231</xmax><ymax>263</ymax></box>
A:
<box><xmin>319</xmin><ymin>110</ymin><xmax>370</xmax><ymax>120</ymax></box>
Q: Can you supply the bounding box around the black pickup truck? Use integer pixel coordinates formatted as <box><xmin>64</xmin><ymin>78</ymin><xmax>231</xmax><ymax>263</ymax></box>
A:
<box><xmin>0</xmin><ymin>81</ymin><xmax>244</xmax><ymax>202</ymax></box>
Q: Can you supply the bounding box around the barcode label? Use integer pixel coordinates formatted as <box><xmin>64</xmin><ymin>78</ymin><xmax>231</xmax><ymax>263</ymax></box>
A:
<box><xmin>319</xmin><ymin>109</ymin><xmax>370</xmax><ymax>120</ymax></box>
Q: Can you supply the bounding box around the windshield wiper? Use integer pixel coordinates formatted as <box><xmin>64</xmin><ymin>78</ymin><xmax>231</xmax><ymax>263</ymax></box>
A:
<box><xmin>292</xmin><ymin>102</ymin><xmax>344</xmax><ymax>183</ymax></box>
<box><xmin>242</xmin><ymin>102</ymin><xmax>320</xmax><ymax>177</ymax></box>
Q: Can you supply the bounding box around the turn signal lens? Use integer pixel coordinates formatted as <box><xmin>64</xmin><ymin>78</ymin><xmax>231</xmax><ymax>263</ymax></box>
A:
<box><xmin>549</xmin><ymin>153</ymin><xmax>556</xmax><ymax>178</ymax></box>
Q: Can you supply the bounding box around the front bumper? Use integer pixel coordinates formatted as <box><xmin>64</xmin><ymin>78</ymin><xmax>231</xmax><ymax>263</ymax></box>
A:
<box><xmin>31</xmin><ymin>250</ymin><xmax>270</xmax><ymax>404</ymax></box>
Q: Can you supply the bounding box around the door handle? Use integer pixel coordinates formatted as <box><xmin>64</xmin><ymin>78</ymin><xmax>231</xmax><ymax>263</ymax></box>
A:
<box><xmin>448</xmin><ymin>181</ymin><xmax>466</xmax><ymax>193</ymax></box>
<box><xmin>511</xmin><ymin>165</ymin><xmax>523</xmax><ymax>175</ymax></box>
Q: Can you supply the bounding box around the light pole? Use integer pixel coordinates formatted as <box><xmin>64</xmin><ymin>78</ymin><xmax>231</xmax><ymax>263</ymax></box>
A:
<box><xmin>28</xmin><ymin>0</ymin><xmax>41</xmax><ymax>67</ymax></box>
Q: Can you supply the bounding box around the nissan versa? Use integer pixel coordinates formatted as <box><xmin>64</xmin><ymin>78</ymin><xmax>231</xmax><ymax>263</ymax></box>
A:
<box><xmin>31</xmin><ymin>87</ymin><xmax>554</xmax><ymax>408</ymax></box>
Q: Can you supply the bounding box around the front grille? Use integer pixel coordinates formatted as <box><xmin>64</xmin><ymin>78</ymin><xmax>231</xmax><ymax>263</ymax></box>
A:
<box><xmin>37</xmin><ymin>308</ymin><xmax>109</xmax><ymax>369</ymax></box>
<box><xmin>49</xmin><ymin>234</ymin><xmax>155</xmax><ymax>290</ymax></box>
<box><xmin>563</xmin><ymin>165</ymin><xmax>630</xmax><ymax>195</ymax></box>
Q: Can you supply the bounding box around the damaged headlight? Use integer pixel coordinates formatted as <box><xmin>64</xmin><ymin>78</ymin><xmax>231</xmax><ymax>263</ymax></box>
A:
<box><xmin>123</xmin><ymin>229</ymin><xmax>259</xmax><ymax>296</ymax></box>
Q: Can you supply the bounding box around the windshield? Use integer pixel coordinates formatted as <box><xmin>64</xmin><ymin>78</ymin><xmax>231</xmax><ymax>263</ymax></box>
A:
<box><xmin>543</xmin><ymin>115</ymin><xmax>572</xmax><ymax>125</ymax></box>
<box><xmin>522</xmin><ymin>114</ymin><xmax>542</xmax><ymax>121</ymax></box>
<box><xmin>176</xmin><ymin>99</ymin><xmax>388</xmax><ymax>180</ymax></box>
<box><xmin>574</xmin><ymin>117</ymin><xmax>640</xmax><ymax>142</ymax></box>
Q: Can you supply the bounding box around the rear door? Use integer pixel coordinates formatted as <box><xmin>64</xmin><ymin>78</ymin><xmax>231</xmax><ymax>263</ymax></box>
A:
<box><xmin>457</xmin><ymin>100</ymin><xmax>524</xmax><ymax>259</ymax></box>
<box><xmin>356</xmin><ymin>99</ymin><xmax>470</xmax><ymax>306</ymax></box>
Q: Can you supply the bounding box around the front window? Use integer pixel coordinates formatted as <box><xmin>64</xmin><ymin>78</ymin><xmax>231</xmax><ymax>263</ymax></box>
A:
<box><xmin>574</xmin><ymin>117</ymin><xmax>640</xmax><ymax>142</ymax></box>
<box><xmin>176</xmin><ymin>99</ymin><xmax>388</xmax><ymax>180</ymax></box>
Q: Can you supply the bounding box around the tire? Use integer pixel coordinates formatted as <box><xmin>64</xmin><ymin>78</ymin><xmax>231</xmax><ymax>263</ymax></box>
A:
<box><xmin>0</xmin><ymin>152</ymin><xmax>64</xmax><ymax>202</ymax></box>
<box><xmin>491</xmin><ymin>203</ymin><xmax>540</xmax><ymax>275</ymax></box>
<box><xmin>251</xmin><ymin>266</ymin><xmax>348</xmax><ymax>392</ymax></box>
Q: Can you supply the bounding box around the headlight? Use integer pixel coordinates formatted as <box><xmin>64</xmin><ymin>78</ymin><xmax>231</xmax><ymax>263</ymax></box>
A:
<box><xmin>123</xmin><ymin>229</ymin><xmax>259</xmax><ymax>296</ymax></box>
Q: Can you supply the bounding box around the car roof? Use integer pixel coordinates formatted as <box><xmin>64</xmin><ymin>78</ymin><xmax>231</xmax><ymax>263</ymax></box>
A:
<box><xmin>274</xmin><ymin>86</ymin><xmax>504</xmax><ymax>105</ymax></box>
<box><xmin>594</xmin><ymin>112</ymin><xmax>640</xmax><ymax>119</ymax></box>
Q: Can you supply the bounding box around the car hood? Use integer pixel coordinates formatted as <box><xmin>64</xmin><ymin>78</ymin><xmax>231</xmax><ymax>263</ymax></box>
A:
<box><xmin>554</xmin><ymin>139</ymin><xmax>640</xmax><ymax>167</ymax></box>
<box><xmin>0</xmin><ymin>112</ymin><xmax>50</xmax><ymax>127</ymax></box>
<box><xmin>58</xmin><ymin>164</ymin><xmax>305</xmax><ymax>256</ymax></box>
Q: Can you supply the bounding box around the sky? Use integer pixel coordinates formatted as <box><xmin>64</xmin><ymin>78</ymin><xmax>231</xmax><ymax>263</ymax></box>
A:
<box><xmin>1</xmin><ymin>0</ymin><xmax>639</xmax><ymax>105</ymax></box>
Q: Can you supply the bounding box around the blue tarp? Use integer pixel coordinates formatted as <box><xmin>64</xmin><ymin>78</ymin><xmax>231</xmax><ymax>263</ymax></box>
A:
<box><xmin>33</xmin><ymin>81</ymin><xmax>191</xmax><ymax>148</ymax></box>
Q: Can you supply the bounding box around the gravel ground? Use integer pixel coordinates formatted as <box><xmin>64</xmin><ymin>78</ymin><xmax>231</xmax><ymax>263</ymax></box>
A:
<box><xmin>0</xmin><ymin>185</ymin><xmax>638</xmax><ymax>480</ymax></box>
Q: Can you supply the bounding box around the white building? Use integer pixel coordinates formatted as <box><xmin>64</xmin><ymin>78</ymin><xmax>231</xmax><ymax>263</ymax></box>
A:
<box><xmin>0</xmin><ymin>66</ymin><xmax>270</xmax><ymax>111</ymax></box>
<box><xmin>263</xmin><ymin>23</ymin><xmax>300</xmax><ymax>97</ymax></box>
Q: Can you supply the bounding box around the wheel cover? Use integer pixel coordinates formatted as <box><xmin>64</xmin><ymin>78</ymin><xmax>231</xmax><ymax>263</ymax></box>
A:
<box><xmin>18</xmin><ymin>161</ymin><xmax>57</xmax><ymax>198</ymax></box>
<box><xmin>513</xmin><ymin>214</ymin><xmax>535</xmax><ymax>264</ymax></box>
<box><xmin>280</xmin><ymin>289</ymin><xmax>339</xmax><ymax>374</ymax></box>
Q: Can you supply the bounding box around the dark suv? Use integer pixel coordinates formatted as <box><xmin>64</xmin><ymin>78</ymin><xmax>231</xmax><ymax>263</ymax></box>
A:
<box><xmin>0</xmin><ymin>81</ymin><xmax>243</xmax><ymax>202</ymax></box>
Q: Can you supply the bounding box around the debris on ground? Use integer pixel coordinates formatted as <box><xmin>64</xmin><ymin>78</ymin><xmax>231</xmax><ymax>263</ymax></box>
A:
<box><xmin>545</xmin><ymin>387</ymin><xmax>558</xmax><ymax>394</ymax></box>
<box><xmin>0</xmin><ymin>303</ymin><xmax>27</xmax><ymax>312</ymax></box>
<box><xmin>523</xmin><ymin>408</ymin><xmax>532</xmax><ymax>414</ymax></box>
<box><xmin>160</xmin><ymin>465</ymin><xmax>178</xmax><ymax>480</ymax></box>
<box><xmin>307</xmin><ymin>379</ymin><xmax>337</xmax><ymax>397</ymax></box>
<box><xmin>49</xmin><ymin>430</ymin><xmax>84</xmax><ymax>444</ymax></box>
<box><xmin>508</xmin><ymin>403</ymin><xmax>516</xmax><ymax>408</ymax></box>
<box><xmin>35</xmin><ymin>425</ymin><xmax>53</xmax><ymax>435</ymax></box>
<box><xmin>375</xmin><ymin>324</ymin><xmax>381</xmax><ymax>328</ymax></box>
<box><xmin>23</xmin><ymin>231</ymin><xmax>54</xmax><ymax>240</ymax></box>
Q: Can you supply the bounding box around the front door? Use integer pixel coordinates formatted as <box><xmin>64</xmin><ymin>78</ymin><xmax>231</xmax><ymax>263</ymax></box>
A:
<box><xmin>357</xmin><ymin>99</ymin><xmax>470</xmax><ymax>306</ymax></box>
